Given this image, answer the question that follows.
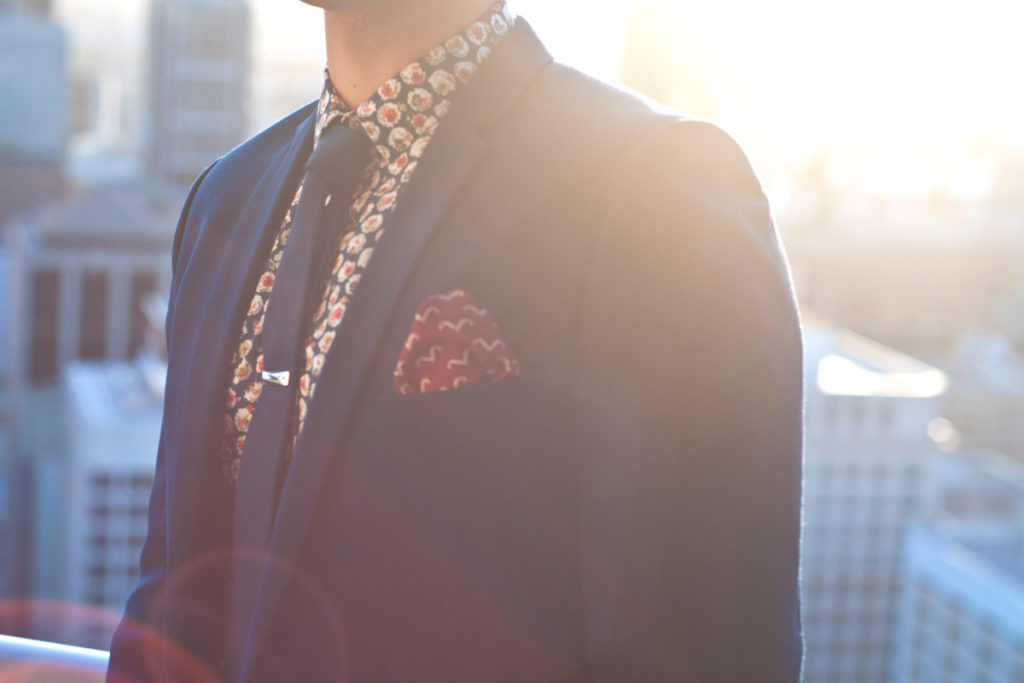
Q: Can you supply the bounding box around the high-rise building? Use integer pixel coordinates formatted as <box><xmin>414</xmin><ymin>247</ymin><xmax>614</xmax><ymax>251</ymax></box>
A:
<box><xmin>0</xmin><ymin>0</ymin><xmax>52</xmax><ymax>15</ymax></box>
<box><xmin>146</xmin><ymin>0</ymin><xmax>250</xmax><ymax>186</ymax></box>
<box><xmin>0</xmin><ymin>184</ymin><xmax>176</xmax><ymax>630</ymax></box>
<box><xmin>0</xmin><ymin>0</ymin><xmax>67</xmax><ymax>626</ymax></box>
<box><xmin>0</xmin><ymin>7</ymin><xmax>63</xmax><ymax>159</ymax></box>
<box><xmin>892</xmin><ymin>453</ymin><xmax>1024</xmax><ymax>682</ymax></box>
<box><xmin>800</xmin><ymin>319</ymin><xmax>948</xmax><ymax>683</ymax></box>
<box><xmin>0</xmin><ymin>6</ymin><xmax>66</xmax><ymax>224</ymax></box>
<box><xmin>58</xmin><ymin>0</ymin><xmax>149</xmax><ymax>186</ymax></box>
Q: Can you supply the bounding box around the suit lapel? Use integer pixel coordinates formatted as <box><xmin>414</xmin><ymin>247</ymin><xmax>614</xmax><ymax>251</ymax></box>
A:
<box><xmin>167</xmin><ymin>105</ymin><xmax>316</xmax><ymax>567</ymax></box>
<box><xmin>237</xmin><ymin>20</ymin><xmax>554</xmax><ymax>669</ymax></box>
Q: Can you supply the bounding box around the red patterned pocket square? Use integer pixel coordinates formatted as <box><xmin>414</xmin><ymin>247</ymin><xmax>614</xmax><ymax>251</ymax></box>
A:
<box><xmin>394</xmin><ymin>288</ymin><xmax>519</xmax><ymax>395</ymax></box>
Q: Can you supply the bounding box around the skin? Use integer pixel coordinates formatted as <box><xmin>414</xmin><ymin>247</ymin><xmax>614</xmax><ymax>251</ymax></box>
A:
<box><xmin>299</xmin><ymin>0</ymin><xmax>497</xmax><ymax>106</ymax></box>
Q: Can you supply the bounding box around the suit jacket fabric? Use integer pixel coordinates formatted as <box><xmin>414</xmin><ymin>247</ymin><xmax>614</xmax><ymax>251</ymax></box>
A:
<box><xmin>108</xmin><ymin>19</ymin><xmax>803</xmax><ymax>683</ymax></box>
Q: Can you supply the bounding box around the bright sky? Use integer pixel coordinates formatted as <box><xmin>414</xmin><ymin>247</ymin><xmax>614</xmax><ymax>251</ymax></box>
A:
<box><xmin>250</xmin><ymin>1</ymin><xmax>631</xmax><ymax>106</ymax></box>
<box><xmin>666</xmin><ymin>0</ymin><xmax>1024</xmax><ymax>150</ymax></box>
<box><xmin>256</xmin><ymin>0</ymin><xmax>1024</xmax><ymax>152</ymax></box>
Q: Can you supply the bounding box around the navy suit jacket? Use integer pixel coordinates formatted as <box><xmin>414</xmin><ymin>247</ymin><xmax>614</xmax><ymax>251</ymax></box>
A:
<box><xmin>108</xmin><ymin>19</ymin><xmax>803</xmax><ymax>683</ymax></box>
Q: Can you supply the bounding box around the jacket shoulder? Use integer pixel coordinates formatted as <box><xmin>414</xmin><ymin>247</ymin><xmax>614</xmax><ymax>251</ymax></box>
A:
<box><xmin>503</xmin><ymin>61</ymin><xmax>761</xmax><ymax>213</ymax></box>
<box><xmin>524</xmin><ymin>62</ymin><xmax>687</xmax><ymax>150</ymax></box>
<box><xmin>168</xmin><ymin>101</ymin><xmax>316</xmax><ymax>284</ymax></box>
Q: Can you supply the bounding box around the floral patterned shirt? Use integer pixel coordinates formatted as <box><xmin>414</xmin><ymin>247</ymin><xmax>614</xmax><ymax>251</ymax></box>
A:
<box><xmin>222</xmin><ymin>2</ymin><xmax>515</xmax><ymax>486</ymax></box>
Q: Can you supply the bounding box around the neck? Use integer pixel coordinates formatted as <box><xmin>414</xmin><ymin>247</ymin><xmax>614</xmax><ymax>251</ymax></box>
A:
<box><xmin>323</xmin><ymin>0</ymin><xmax>493</xmax><ymax>107</ymax></box>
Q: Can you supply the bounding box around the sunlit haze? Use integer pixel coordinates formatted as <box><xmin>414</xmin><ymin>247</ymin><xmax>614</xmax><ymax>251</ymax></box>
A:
<box><xmin>253</xmin><ymin>0</ymin><xmax>1023</xmax><ymax>199</ymax></box>
<box><xmin>53</xmin><ymin>0</ymin><xmax>1024</xmax><ymax>199</ymax></box>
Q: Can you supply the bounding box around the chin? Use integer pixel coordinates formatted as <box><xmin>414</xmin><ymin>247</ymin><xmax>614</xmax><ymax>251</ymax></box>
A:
<box><xmin>298</xmin><ymin>0</ymin><xmax>410</xmax><ymax>11</ymax></box>
<box><xmin>298</xmin><ymin>0</ymin><xmax>371</xmax><ymax>8</ymax></box>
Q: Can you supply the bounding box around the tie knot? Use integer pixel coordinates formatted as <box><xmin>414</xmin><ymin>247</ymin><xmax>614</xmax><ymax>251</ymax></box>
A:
<box><xmin>306</xmin><ymin>123</ymin><xmax>374</xmax><ymax>190</ymax></box>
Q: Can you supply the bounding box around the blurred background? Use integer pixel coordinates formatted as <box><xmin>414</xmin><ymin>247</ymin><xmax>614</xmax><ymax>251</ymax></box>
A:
<box><xmin>0</xmin><ymin>0</ymin><xmax>1022</xmax><ymax>680</ymax></box>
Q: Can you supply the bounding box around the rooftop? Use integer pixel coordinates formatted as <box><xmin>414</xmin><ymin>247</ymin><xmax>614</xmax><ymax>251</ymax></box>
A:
<box><xmin>63</xmin><ymin>355</ymin><xmax>164</xmax><ymax>426</ymax></box>
<box><xmin>29</xmin><ymin>183</ymin><xmax>182</xmax><ymax>246</ymax></box>
<box><xmin>803</xmin><ymin>316</ymin><xmax>949</xmax><ymax>398</ymax></box>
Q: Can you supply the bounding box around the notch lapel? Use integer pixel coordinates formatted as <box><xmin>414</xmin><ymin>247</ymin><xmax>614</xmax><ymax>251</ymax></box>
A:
<box><xmin>167</xmin><ymin>105</ymin><xmax>316</xmax><ymax>567</ymax></box>
<box><xmin>236</xmin><ymin>20</ymin><xmax>554</xmax><ymax>674</ymax></box>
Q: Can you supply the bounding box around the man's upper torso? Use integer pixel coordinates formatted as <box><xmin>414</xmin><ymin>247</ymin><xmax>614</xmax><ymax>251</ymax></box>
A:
<box><xmin>108</xmin><ymin>8</ymin><xmax>803</xmax><ymax>683</ymax></box>
<box><xmin>222</xmin><ymin>2</ymin><xmax>517</xmax><ymax>487</ymax></box>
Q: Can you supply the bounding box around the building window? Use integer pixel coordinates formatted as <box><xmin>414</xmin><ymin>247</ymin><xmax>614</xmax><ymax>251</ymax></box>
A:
<box><xmin>825</xmin><ymin>397</ymin><xmax>839</xmax><ymax>425</ymax></box>
<box><xmin>850</xmin><ymin>400</ymin><xmax>865</xmax><ymax>427</ymax></box>
<box><xmin>29</xmin><ymin>268</ymin><xmax>60</xmax><ymax>381</ymax></box>
<box><xmin>879</xmin><ymin>401</ymin><xmax>893</xmax><ymax>430</ymax></box>
<box><xmin>80</xmin><ymin>270</ymin><xmax>109</xmax><ymax>359</ymax></box>
<box><xmin>129</xmin><ymin>270</ymin><xmax>158</xmax><ymax>355</ymax></box>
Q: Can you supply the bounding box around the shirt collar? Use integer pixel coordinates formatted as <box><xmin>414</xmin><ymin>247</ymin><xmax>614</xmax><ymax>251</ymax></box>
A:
<box><xmin>313</xmin><ymin>1</ymin><xmax>516</xmax><ymax>151</ymax></box>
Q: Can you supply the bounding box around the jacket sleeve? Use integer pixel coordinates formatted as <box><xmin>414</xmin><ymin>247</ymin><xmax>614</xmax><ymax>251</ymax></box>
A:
<box><xmin>106</xmin><ymin>163</ymin><xmax>217</xmax><ymax>683</ymax></box>
<box><xmin>576</xmin><ymin>119</ymin><xmax>803</xmax><ymax>682</ymax></box>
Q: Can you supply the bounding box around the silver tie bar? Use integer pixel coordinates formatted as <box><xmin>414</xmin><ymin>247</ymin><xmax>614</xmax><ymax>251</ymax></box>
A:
<box><xmin>261</xmin><ymin>370</ymin><xmax>290</xmax><ymax>387</ymax></box>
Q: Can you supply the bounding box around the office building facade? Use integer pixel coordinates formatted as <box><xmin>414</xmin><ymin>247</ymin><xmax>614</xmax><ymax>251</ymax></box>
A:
<box><xmin>147</xmin><ymin>0</ymin><xmax>250</xmax><ymax>186</ymax></box>
<box><xmin>1</xmin><ymin>184</ymin><xmax>178</xmax><ymax>427</ymax></box>
<box><xmin>801</xmin><ymin>321</ymin><xmax>947</xmax><ymax>682</ymax></box>
<box><xmin>26</xmin><ymin>357</ymin><xmax>164</xmax><ymax>649</ymax></box>
<box><xmin>890</xmin><ymin>453</ymin><xmax>1024</xmax><ymax>682</ymax></box>
<box><xmin>0</xmin><ymin>6</ymin><xmax>66</xmax><ymax>224</ymax></box>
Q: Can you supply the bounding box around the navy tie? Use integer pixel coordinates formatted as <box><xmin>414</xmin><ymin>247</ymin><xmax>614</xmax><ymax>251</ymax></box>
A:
<box><xmin>233</xmin><ymin>122</ymin><xmax>372</xmax><ymax>552</ymax></box>
<box><xmin>227</xmin><ymin>122</ymin><xmax>372</xmax><ymax>674</ymax></box>
<box><xmin>227</xmin><ymin>125</ymin><xmax>373</xmax><ymax>677</ymax></box>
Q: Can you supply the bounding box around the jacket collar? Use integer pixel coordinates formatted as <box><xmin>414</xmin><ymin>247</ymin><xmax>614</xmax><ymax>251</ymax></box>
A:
<box><xmin>168</xmin><ymin>104</ymin><xmax>318</xmax><ymax>570</ymax></box>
